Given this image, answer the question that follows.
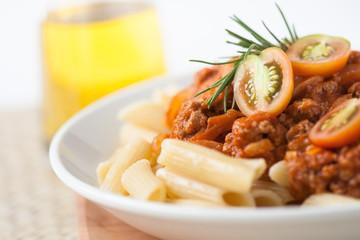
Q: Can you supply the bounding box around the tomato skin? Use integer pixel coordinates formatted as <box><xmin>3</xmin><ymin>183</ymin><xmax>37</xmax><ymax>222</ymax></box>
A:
<box><xmin>309</xmin><ymin>99</ymin><xmax>360</xmax><ymax>148</ymax></box>
<box><xmin>286</xmin><ymin>34</ymin><xmax>351</xmax><ymax>77</ymax></box>
<box><xmin>290</xmin><ymin>53</ymin><xmax>350</xmax><ymax>76</ymax></box>
<box><xmin>234</xmin><ymin>47</ymin><xmax>293</xmax><ymax>116</ymax></box>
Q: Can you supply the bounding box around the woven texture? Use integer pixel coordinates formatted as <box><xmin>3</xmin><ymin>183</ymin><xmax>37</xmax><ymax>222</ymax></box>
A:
<box><xmin>0</xmin><ymin>109</ymin><xmax>77</xmax><ymax>240</ymax></box>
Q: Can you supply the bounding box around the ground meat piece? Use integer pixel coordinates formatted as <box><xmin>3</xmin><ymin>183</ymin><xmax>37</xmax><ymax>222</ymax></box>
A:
<box><xmin>335</xmin><ymin>63</ymin><xmax>360</xmax><ymax>89</ymax></box>
<box><xmin>286</xmin><ymin>120</ymin><xmax>313</xmax><ymax>152</ymax></box>
<box><xmin>284</xmin><ymin>98</ymin><xmax>327</xmax><ymax>124</ymax></box>
<box><xmin>292</xmin><ymin>76</ymin><xmax>324</xmax><ymax>100</ymax></box>
<box><xmin>287</xmin><ymin>134</ymin><xmax>312</xmax><ymax>152</ymax></box>
<box><xmin>185</xmin><ymin>109</ymin><xmax>207</xmax><ymax>134</ymax></box>
<box><xmin>195</xmin><ymin>86</ymin><xmax>235</xmax><ymax>115</ymax></box>
<box><xmin>307</xmin><ymin>80</ymin><xmax>342</xmax><ymax>108</ymax></box>
<box><xmin>171</xmin><ymin>99</ymin><xmax>241</xmax><ymax>141</ymax></box>
<box><xmin>170</xmin><ymin>62</ymin><xmax>237</xmax><ymax>140</ymax></box>
<box><xmin>330</xmin><ymin>94</ymin><xmax>352</xmax><ymax>109</ymax></box>
<box><xmin>335</xmin><ymin>142</ymin><xmax>360</xmax><ymax>197</ymax></box>
<box><xmin>166</xmin><ymin>64</ymin><xmax>233</xmax><ymax>129</ymax></box>
<box><xmin>286</xmin><ymin>120</ymin><xmax>313</xmax><ymax>142</ymax></box>
<box><xmin>190</xmin><ymin>140</ymin><xmax>224</xmax><ymax>152</ymax></box>
<box><xmin>191</xmin><ymin>109</ymin><xmax>242</xmax><ymax>141</ymax></box>
<box><xmin>348</xmin><ymin>82</ymin><xmax>360</xmax><ymax>98</ymax></box>
<box><xmin>171</xmin><ymin>100</ymin><xmax>208</xmax><ymax>140</ymax></box>
<box><xmin>286</xmin><ymin>147</ymin><xmax>338</xmax><ymax>200</ymax></box>
<box><xmin>223</xmin><ymin>112</ymin><xmax>287</xmax><ymax>167</ymax></box>
<box><xmin>286</xmin><ymin>141</ymin><xmax>360</xmax><ymax>200</ymax></box>
<box><xmin>278</xmin><ymin>113</ymin><xmax>295</xmax><ymax>129</ymax></box>
<box><xmin>348</xmin><ymin>51</ymin><xmax>360</xmax><ymax>64</ymax></box>
<box><xmin>293</xmin><ymin>78</ymin><xmax>342</xmax><ymax>107</ymax></box>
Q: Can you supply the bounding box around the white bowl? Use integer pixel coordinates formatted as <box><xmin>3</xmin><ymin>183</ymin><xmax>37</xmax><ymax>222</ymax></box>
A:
<box><xmin>50</xmin><ymin>74</ymin><xmax>360</xmax><ymax>240</ymax></box>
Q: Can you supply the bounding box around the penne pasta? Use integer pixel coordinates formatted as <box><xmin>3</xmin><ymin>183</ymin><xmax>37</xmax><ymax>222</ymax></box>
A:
<box><xmin>152</xmin><ymin>164</ymin><xmax>164</xmax><ymax>173</ymax></box>
<box><xmin>157</xmin><ymin>139</ymin><xmax>266</xmax><ymax>193</ymax></box>
<box><xmin>156</xmin><ymin>168</ymin><xmax>255</xmax><ymax>207</ymax></box>
<box><xmin>96</xmin><ymin>147</ymin><xmax>124</xmax><ymax>184</ymax></box>
<box><xmin>117</xmin><ymin>100</ymin><xmax>170</xmax><ymax>133</ymax></box>
<box><xmin>251</xmin><ymin>189</ymin><xmax>283</xmax><ymax>207</ymax></box>
<box><xmin>251</xmin><ymin>181</ymin><xmax>293</xmax><ymax>206</ymax></box>
<box><xmin>269</xmin><ymin>160</ymin><xmax>289</xmax><ymax>187</ymax></box>
<box><xmin>119</xmin><ymin>123</ymin><xmax>159</xmax><ymax>145</ymax></box>
<box><xmin>100</xmin><ymin>138</ymin><xmax>152</xmax><ymax>194</ymax></box>
<box><xmin>97</xmin><ymin>160</ymin><xmax>113</xmax><ymax>184</ymax></box>
<box><xmin>121</xmin><ymin>159</ymin><xmax>166</xmax><ymax>202</ymax></box>
<box><xmin>302</xmin><ymin>193</ymin><xmax>360</xmax><ymax>207</ymax></box>
<box><xmin>152</xmin><ymin>85</ymin><xmax>180</xmax><ymax>108</ymax></box>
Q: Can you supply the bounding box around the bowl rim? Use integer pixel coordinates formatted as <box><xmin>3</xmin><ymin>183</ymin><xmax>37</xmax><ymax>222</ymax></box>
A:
<box><xmin>50</xmin><ymin>74</ymin><xmax>360</xmax><ymax>223</ymax></box>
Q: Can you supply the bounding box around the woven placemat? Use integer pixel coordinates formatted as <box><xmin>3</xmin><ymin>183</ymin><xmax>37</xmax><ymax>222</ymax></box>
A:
<box><xmin>0</xmin><ymin>109</ymin><xmax>77</xmax><ymax>240</ymax></box>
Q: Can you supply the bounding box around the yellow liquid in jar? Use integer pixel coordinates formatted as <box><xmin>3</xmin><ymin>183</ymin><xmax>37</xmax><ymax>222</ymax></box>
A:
<box><xmin>42</xmin><ymin>2</ymin><xmax>165</xmax><ymax>142</ymax></box>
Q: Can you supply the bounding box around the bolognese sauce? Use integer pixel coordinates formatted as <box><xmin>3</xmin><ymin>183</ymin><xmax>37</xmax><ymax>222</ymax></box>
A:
<box><xmin>166</xmin><ymin>51</ymin><xmax>360</xmax><ymax>202</ymax></box>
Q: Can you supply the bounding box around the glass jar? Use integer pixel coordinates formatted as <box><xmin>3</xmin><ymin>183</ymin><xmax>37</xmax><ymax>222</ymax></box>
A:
<box><xmin>41</xmin><ymin>0</ymin><xmax>166</xmax><ymax>143</ymax></box>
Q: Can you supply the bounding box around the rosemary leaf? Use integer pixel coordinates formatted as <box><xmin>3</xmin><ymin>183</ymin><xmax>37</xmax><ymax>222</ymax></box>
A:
<box><xmin>207</xmin><ymin>61</ymin><xmax>240</xmax><ymax>108</ymax></box>
<box><xmin>237</xmin><ymin>50</ymin><xmax>260</xmax><ymax>55</ymax></box>
<box><xmin>226</xmin><ymin>29</ymin><xmax>255</xmax><ymax>46</ymax></box>
<box><xmin>293</xmin><ymin>24</ymin><xmax>299</xmax><ymax>40</ymax></box>
<box><xmin>231</xmin><ymin>16</ymin><xmax>274</xmax><ymax>48</ymax></box>
<box><xmin>244</xmin><ymin>44</ymin><xmax>256</xmax><ymax>59</ymax></box>
<box><xmin>219</xmin><ymin>55</ymin><xmax>241</xmax><ymax>59</ymax></box>
<box><xmin>189</xmin><ymin>58</ymin><xmax>240</xmax><ymax>65</ymax></box>
<box><xmin>224</xmin><ymin>84</ymin><xmax>230</xmax><ymax>112</ymax></box>
<box><xmin>283</xmin><ymin>37</ymin><xmax>292</xmax><ymax>46</ymax></box>
<box><xmin>275</xmin><ymin>3</ymin><xmax>295</xmax><ymax>43</ymax></box>
<box><xmin>227</xmin><ymin>40</ymin><xmax>253</xmax><ymax>49</ymax></box>
<box><xmin>262</xmin><ymin>21</ymin><xmax>288</xmax><ymax>51</ymax></box>
<box><xmin>194</xmin><ymin>80</ymin><xmax>224</xmax><ymax>97</ymax></box>
<box><xmin>231</xmin><ymin>93</ymin><xmax>236</xmax><ymax>109</ymax></box>
<box><xmin>207</xmin><ymin>72</ymin><xmax>232</xmax><ymax>108</ymax></box>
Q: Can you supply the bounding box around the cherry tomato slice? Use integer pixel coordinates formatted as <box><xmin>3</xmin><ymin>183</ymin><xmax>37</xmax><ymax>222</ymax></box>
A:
<box><xmin>233</xmin><ymin>47</ymin><xmax>293</xmax><ymax>116</ymax></box>
<box><xmin>286</xmin><ymin>34</ymin><xmax>351</xmax><ymax>76</ymax></box>
<box><xmin>309</xmin><ymin>98</ymin><xmax>360</xmax><ymax>148</ymax></box>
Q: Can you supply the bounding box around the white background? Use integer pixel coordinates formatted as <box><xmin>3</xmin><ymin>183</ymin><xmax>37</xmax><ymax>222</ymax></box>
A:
<box><xmin>0</xmin><ymin>0</ymin><xmax>359</xmax><ymax>110</ymax></box>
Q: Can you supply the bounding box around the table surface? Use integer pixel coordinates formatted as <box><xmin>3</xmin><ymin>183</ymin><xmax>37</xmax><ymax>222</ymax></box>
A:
<box><xmin>77</xmin><ymin>196</ymin><xmax>159</xmax><ymax>240</ymax></box>
<box><xmin>0</xmin><ymin>109</ymin><xmax>77</xmax><ymax>240</ymax></box>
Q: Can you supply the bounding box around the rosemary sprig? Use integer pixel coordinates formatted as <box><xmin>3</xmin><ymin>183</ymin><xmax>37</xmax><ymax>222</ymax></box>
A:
<box><xmin>190</xmin><ymin>3</ymin><xmax>298</xmax><ymax>112</ymax></box>
<box><xmin>275</xmin><ymin>3</ymin><xmax>297</xmax><ymax>43</ymax></box>
<box><xmin>189</xmin><ymin>58</ymin><xmax>241</xmax><ymax>66</ymax></box>
<box><xmin>262</xmin><ymin>21</ymin><xmax>287</xmax><ymax>50</ymax></box>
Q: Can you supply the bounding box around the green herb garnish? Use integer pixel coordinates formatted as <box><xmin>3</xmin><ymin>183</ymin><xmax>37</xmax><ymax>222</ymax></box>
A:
<box><xmin>191</xmin><ymin>3</ymin><xmax>298</xmax><ymax>112</ymax></box>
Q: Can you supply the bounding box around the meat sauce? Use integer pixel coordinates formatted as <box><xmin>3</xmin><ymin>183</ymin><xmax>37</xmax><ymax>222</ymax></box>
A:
<box><xmin>167</xmin><ymin>51</ymin><xmax>360</xmax><ymax>201</ymax></box>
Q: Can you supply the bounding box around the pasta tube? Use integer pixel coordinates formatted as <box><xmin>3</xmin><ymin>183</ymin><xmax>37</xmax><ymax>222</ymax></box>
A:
<box><xmin>117</xmin><ymin>101</ymin><xmax>170</xmax><ymax>133</ymax></box>
<box><xmin>302</xmin><ymin>193</ymin><xmax>360</xmax><ymax>207</ymax></box>
<box><xmin>152</xmin><ymin>85</ymin><xmax>180</xmax><ymax>108</ymax></box>
<box><xmin>119</xmin><ymin>123</ymin><xmax>159</xmax><ymax>145</ymax></box>
<box><xmin>156</xmin><ymin>168</ymin><xmax>255</xmax><ymax>207</ymax></box>
<box><xmin>97</xmin><ymin>161</ymin><xmax>113</xmax><ymax>184</ymax></box>
<box><xmin>100</xmin><ymin>138</ymin><xmax>152</xmax><ymax>194</ymax></box>
<box><xmin>269</xmin><ymin>160</ymin><xmax>289</xmax><ymax>187</ymax></box>
<box><xmin>157</xmin><ymin>139</ymin><xmax>266</xmax><ymax>193</ymax></box>
<box><xmin>121</xmin><ymin>159</ymin><xmax>166</xmax><ymax>202</ymax></box>
<box><xmin>251</xmin><ymin>181</ymin><xmax>293</xmax><ymax>206</ymax></box>
<box><xmin>96</xmin><ymin>148</ymin><xmax>123</xmax><ymax>184</ymax></box>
